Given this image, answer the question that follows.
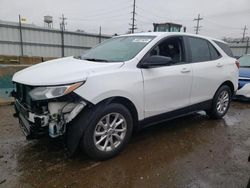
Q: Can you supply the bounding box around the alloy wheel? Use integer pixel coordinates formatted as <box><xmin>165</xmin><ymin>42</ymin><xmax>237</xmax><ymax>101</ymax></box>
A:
<box><xmin>94</xmin><ymin>113</ymin><xmax>127</xmax><ymax>152</ymax></box>
<box><xmin>216</xmin><ymin>90</ymin><xmax>230</xmax><ymax>114</ymax></box>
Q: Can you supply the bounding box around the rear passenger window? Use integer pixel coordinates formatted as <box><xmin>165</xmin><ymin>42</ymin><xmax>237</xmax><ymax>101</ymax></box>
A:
<box><xmin>189</xmin><ymin>37</ymin><xmax>211</xmax><ymax>62</ymax></box>
<box><xmin>208</xmin><ymin>42</ymin><xmax>221</xmax><ymax>60</ymax></box>
<box><xmin>213</xmin><ymin>41</ymin><xmax>234</xmax><ymax>57</ymax></box>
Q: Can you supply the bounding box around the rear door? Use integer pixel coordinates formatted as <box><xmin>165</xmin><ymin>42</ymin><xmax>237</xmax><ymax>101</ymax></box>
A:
<box><xmin>186</xmin><ymin>36</ymin><xmax>226</xmax><ymax>105</ymax></box>
<box><xmin>141</xmin><ymin>36</ymin><xmax>193</xmax><ymax>118</ymax></box>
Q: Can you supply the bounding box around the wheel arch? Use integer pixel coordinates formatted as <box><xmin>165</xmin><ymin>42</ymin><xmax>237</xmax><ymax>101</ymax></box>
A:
<box><xmin>99</xmin><ymin>96</ymin><xmax>140</xmax><ymax>132</ymax></box>
<box><xmin>219</xmin><ymin>80</ymin><xmax>235</xmax><ymax>96</ymax></box>
<box><xmin>66</xmin><ymin>96</ymin><xmax>140</xmax><ymax>157</ymax></box>
<box><xmin>207</xmin><ymin>80</ymin><xmax>234</xmax><ymax>119</ymax></box>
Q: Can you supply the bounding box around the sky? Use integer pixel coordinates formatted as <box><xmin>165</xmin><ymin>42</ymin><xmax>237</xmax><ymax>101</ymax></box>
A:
<box><xmin>0</xmin><ymin>0</ymin><xmax>249</xmax><ymax>39</ymax></box>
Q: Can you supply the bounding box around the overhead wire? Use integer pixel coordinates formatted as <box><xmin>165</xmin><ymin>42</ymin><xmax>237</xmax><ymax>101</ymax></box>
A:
<box><xmin>63</xmin><ymin>2</ymin><xmax>249</xmax><ymax>36</ymax></box>
<box><xmin>69</xmin><ymin>5</ymin><xmax>131</xmax><ymax>20</ymax></box>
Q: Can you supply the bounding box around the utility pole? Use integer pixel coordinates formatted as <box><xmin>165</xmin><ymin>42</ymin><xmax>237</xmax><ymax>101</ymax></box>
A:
<box><xmin>129</xmin><ymin>0</ymin><xmax>137</xmax><ymax>33</ymax></box>
<box><xmin>60</xmin><ymin>14</ymin><xmax>67</xmax><ymax>57</ymax></box>
<box><xmin>18</xmin><ymin>14</ymin><xmax>24</xmax><ymax>56</ymax></box>
<box><xmin>242</xmin><ymin>25</ymin><xmax>248</xmax><ymax>42</ymax></box>
<box><xmin>194</xmin><ymin>14</ymin><xmax>203</xmax><ymax>34</ymax></box>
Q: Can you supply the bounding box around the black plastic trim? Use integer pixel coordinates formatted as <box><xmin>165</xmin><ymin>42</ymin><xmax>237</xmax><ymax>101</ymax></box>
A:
<box><xmin>139</xmin><ymin>100</ymin><xmax>212</xmax><ymax>129</ymax></box>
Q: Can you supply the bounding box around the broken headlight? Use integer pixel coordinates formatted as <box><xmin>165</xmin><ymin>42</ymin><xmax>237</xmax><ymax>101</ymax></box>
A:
<box><xmin>29</xmin><ymin>82</ymin><xmax>84</xmax><ymax>101</ymax></box>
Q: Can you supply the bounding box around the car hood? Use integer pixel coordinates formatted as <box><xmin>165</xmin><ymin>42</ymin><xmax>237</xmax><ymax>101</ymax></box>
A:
<box><xmin>12</xmin><ymin>56</ymin><xmax>124</xmax><ymax>86</ymax></box>
<box><xmin>239</xmin><ymin>67</ymin><xmax>250</xmax><ymax>78</ymax></box>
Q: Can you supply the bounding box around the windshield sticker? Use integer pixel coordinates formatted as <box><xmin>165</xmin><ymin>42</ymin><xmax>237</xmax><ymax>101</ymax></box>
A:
<box><xmin>132</xmin><ymin>38</ymin><xmax>152</xmax><ymax>43</ymax></box>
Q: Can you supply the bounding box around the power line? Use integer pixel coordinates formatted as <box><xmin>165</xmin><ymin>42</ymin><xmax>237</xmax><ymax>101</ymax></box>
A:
<box><xmin>129</xmin><ymin>0</ymin><xmax>137</xmax><ymax>33</ymax></box>
<box><xmin>194</xmin><ymin>14</ymin><xmax>203</xmax><ymax>34</ymax></box>
<box><xmin>137</xmin><ymin>6</ymin><xmax>193</xmax><ymax>23</ymax></box>
<box><xmin>137</xmin><ymin>19</ymin><xmax>153</xmax><ymax>25</ymax></box>
<box><xmin>136</xmin><ymin>6</ymin><xmax>165</xmax><ymax>22</ymax></box>
<box><xmin>242</xmin><ymin>25</ymin><xmax>248</xmax><ymax>42</ymax></box>
<box><xmin>69</xmin><ymin>12</ymin><xmax>130</xmax><ymax>22</ymax></box>
<box><xmin>205</xmin><ymin>19</ymin><xmax>242</xmax><ymax>30</ymax></box>
<box><xmin>72</xmin><ymin>5</ymin><xmax>131</xmax><ymax>19</ymax></box>
<box><xmin>206</xmin><ymin>8</ymin><xmax>250</xmax><ymax>18</ymax></box>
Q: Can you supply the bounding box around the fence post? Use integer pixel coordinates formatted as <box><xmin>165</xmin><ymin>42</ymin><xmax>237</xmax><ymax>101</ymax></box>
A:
<box><xmin>18</xmin><ymin>15</ymin><xmax>24</xmax><ymax>56</ymax></box>
<box><xmin>99</xmin><ymin>26</ymin><xmax>102</xmax><ymax>43</ymax></box>
<box><xmin>61</xmin><ymin>29</ymin><xmax>64</xmax><ymax>57</ymax></box>
<box><xmin>60</xmin><ymin>14</ymin><xmax>66</xmax><ymax>57</ymax></box>
<box><xmin>246</xmin><ymin>37</ymin><xmax>249</xmax><ymax>54</ymax></box>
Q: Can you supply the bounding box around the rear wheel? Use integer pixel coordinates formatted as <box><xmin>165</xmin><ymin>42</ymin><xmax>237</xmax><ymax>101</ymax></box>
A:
<box><xmin>81</xmin><ymin>103</ymin><xmax>133</xmax><ymax>160</ymax></box>
<box><xmin>206</xmin><ymin>85</ymin><xmax>232</xmax><ymax>119</ymax></box>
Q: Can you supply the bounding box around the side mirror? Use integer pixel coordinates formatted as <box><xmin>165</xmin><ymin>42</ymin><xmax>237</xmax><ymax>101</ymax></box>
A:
<box><xmin>140</xmin><ymin>55</ymin><xmax>173</xmax><ymax>68</ymax></box>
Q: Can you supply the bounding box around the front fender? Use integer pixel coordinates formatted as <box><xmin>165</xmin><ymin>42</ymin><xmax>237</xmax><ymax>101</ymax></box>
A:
<box><xmin>65</xmin><ymin>99</ymin><xmax>113</xmax><ymax>156</ymax></box>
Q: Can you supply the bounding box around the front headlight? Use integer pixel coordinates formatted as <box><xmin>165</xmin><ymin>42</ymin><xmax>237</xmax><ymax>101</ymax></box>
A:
<box><xmin>29</xmin><ymin>82</ymin><xmax>84</xmax><ymax>101</ymax></box>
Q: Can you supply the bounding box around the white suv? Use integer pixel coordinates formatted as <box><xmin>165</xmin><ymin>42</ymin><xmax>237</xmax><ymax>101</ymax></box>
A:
<box><xmin>12</xmin><ymin>32</ymin><xmax>238</xmax><ymax>160</ymax></box>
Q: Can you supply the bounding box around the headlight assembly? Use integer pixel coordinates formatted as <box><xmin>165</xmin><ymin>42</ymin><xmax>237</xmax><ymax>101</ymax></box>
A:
<box><xmin>29</xmin><ymin>82</ymin><xmax>84</xmax><ymax>101</ymax></box>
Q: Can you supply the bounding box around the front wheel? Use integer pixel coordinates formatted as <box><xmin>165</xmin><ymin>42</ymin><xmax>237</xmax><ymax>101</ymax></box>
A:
<box><xmin>81</xmin><ymin>103</ymin><xmax>133</xmax><ymax>160</ymax></box>
<box><xmin>206</xmin><ymin>85</ymin><xmax>232</xmax><ymax>119</ymax></box>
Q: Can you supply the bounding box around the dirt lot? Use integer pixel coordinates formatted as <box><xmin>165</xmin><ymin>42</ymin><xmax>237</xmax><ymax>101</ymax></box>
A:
<box><xmin>0</xmin><ymin>102</ymin><xmax>250</xmax><ymax>188</ymax></box>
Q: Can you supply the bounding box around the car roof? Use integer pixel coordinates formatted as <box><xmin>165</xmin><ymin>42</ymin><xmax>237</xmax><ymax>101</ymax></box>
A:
<box><xmin>120</xmin><ymin>32</ymin><xmax>226</xmax><ymax>44</ymax></box>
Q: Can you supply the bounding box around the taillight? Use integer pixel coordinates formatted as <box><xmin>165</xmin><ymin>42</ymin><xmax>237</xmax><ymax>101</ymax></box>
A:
<box><xmin>235</xmin><ymin>60</ymin><xmax>240</xmax><ymax>69</ymax></box>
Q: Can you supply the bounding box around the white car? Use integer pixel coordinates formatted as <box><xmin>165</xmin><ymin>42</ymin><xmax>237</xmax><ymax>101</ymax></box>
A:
<box><xmin>12</xmin><ymin>32</ymin><xmax>238</xmax><ymax>160</ymax></box>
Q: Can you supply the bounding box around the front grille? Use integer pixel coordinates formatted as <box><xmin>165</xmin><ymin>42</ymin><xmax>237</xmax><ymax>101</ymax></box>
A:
<box><xmin>15</xmin><ymin>83</ymin><xmax>34</xmax><ymax>109</ymax></box>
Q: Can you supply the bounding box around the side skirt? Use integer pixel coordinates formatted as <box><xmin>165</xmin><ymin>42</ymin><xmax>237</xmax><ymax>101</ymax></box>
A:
<box><xmin>138</xmin><ymin>100</ymin><xmax>212</xmax><ymax>129</ymax></box>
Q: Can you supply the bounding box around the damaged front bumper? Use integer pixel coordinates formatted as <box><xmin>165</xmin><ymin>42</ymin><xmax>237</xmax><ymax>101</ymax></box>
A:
<box><xmin>14</xmin><ymin>99</ymin><xmax>86</xmax><ymax>139</ymax></box>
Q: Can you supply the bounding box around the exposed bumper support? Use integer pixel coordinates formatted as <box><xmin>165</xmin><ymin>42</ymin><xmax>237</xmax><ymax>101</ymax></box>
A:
<box><xmin>15</xmin><ymin>100</ymin><xmax>86</xmax><ymax>139</ymax></box>
<box><xmin>48</xmin><ymin>101</ymin><xmax>86</xmax><ymax>138</ymax></box>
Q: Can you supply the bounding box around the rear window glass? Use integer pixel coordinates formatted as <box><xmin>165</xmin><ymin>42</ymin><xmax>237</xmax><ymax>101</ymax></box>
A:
<box><xmin>213</xmin><ymin>41</ymin><xmax>234</xmax><ymax>57</ymax></box>
<box><xmin>189</xmin><ymin>37</ymin><xmax>211</xmax><ymax>62</ymax></box>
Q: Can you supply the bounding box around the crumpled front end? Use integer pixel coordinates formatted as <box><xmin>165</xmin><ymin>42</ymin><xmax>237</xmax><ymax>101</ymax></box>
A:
<box><xmin>13</xmin><ymin>82</ymin><xmax>87</xmax><ymax>139</ymax></box>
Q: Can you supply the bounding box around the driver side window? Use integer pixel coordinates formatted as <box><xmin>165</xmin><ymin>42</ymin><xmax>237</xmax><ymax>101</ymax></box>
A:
<box><xmin>149</xmin><ymin>36</ymin><xmax>185</xmax><ymax>65</ymax></box>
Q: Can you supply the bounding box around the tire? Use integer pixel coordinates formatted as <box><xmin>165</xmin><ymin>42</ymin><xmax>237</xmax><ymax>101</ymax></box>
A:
<box><xmin>206</xmin><ymin>85</ymin><xmax>232</xmax><ymax>119</ymax></box>
<box><xmin>81</xmin><ymin>103</ymin><xmax>133</xmax><ymax>160</ymax></box>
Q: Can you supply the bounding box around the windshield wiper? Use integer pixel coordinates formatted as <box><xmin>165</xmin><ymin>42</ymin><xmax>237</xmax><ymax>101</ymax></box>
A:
<box><xmin>84</xmin><ymin>58</ymin><xmax>108</xmax><ymax>62</ymax></box>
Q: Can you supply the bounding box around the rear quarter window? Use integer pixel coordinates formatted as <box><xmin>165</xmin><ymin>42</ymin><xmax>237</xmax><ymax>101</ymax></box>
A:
<box><xmin>213</xmin><ymin>41</ymin><xmax>234</xmax><ymax>57</ymax></box>
<box><xmin>207</xmin><ymin>42</ymin><xmax>221</xmax><ymax>60</ymax></box>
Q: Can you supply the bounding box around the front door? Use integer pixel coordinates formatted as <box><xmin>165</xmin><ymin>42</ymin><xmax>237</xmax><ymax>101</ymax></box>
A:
<box><xmin>141</xmin><ymin>36</ymin><xmax>193</xmax><ymax>118</ymax></box>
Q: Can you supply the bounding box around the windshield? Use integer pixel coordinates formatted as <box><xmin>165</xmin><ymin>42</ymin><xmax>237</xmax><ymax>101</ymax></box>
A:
<box><xmin>81</xmin><ymin>36</ymin><xmax>155</xmax><ymax>62</ymax></box>
<box><xmin>239</xmin><ymin>55</ymin><xmax>250</xmax><ymax>67</ymax></box>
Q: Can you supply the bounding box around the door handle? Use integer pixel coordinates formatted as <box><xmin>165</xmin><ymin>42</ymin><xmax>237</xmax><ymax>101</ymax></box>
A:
<box><xmin>216</xmin><ymin>63</ymin><xmax>223</xmax><ymax>67</ymax></box>
<box><xmin>181</xmin><ymin>68</ymin><xmax>191</xmax><ymax>73</ymax></box>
